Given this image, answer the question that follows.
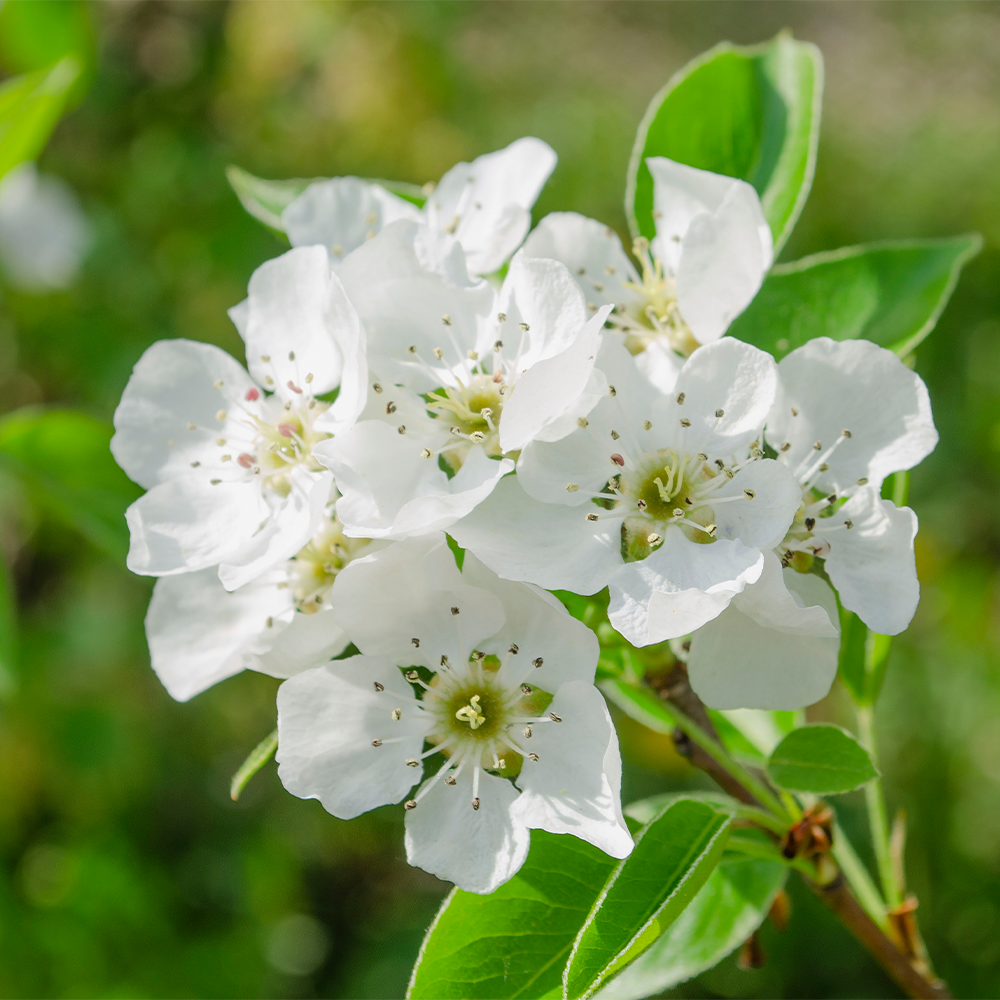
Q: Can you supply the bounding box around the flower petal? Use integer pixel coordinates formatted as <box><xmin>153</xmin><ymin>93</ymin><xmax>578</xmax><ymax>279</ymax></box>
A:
<box><xmin>711</xmin><ymin>458</ymin><xmax>802</xmax><ymax>551</ymax></box>
<box><xmin>404</xmin><ymin>765</ymin><xmax>530</xmax><ymax>893</ymax></box>
<box><xmin>281</xmin><ymin>177</ymin><xmax>421</xmax><ymax>264</ymax></box>
<box><xmin>450</xmin><ymin>474</ymin><xmax>622</xmax><ymax>594</ymax></box>
<box><xmin>688</xmin><ymin>556</ymin><xmax>840</xmax><ymax>710</ymax></box>
<box><xmin>111</xmin><ymin>339</ymin><xmax>260</xmax><ymax>490</ymax></box>
<box><xmin>822</xmin><ymin>487</ymin><xmax>920</xmax><ymax>635</ymax></box>
<box><xmin>145</xmin><ymin>568</ymin><xmax>293</xmax><ymax>702</ymax></box>
<box><xmin>125</xmin><ymin>476</ymin><xmax>269</xmax><ymax>577</ymax></box>
<box><xmin>766</xmin><ymin>337</ymin><xmax>938</xmax><ymax>494</ymax></box>
<box><xmin>276</xmin><ymin>656</ymin><xmax>432</xmax><ymax>820</ymax></box>
<box><xmin>511</xmin><ymin>680</ymin><xmax>633</xmax><ymax>859</ymax></box>
<box><xmin>608</xmin><ymin>530</ymin><xmax>764</xmax><ymax>645</ymax></box>
<box><xmin>248</xmin><ymin>608</ymin><xmax>351</xmax><ymax>679</ymax></box>
<box><xmin>331</xmin><ymin>534</ymin><xmax>504</xmax><ymax>671</ymax></box>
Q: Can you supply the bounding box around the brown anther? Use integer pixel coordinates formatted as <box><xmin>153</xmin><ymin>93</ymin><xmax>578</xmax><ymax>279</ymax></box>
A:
<box><xmin>508</xmin><ymin>643</ymin><xmax>519</xmax><ymax>655</ymax></box>
<box><xmin>471</xmin><ymin>798</ymin><xmax>481</xmax><ymax>811</ymax></box>
<box><xmin>406</xmin><ymin>758</ymin><xmax>420</xmax><ymax>767</ymax></box>
<box><xmin>845</xmin><ymin>519</ymin><xmax>854</xmax><ymax>530</ymax></box>
<box><xmin>610</xmin><ymin>429</ymin><xmax>620</xmax><ymax>440</ymax></box>
<box><xmin>676</xmin><ymin>392</ymin><xmax>686</xmax><ymax>405</ymax></box>
<box><xmin>548</xmin><ymin>712</ymin><xmax>562</xmax><ymax>722</ymax></box>
<box><xmin>451</xmin><ymin>606</ymin><xmax>460</xmax><ymax>616</ymax></box>
<box><xmin>371</xmin><ymin>739</ymin><xmax>382</xmax><ymax>747</ymax></box>
<box><xmin>744</xmin><ymin>489</ymin><xmax>756</xmax><ymax>500</ymax></box>
<box><xmin>586</xmin><ymin>513</ymin><xmax>599</xmax><ymax>521</ymax></box>
<box><xmin>642</xmin><ymin>420</ymin><xmax>652</xmax><ymax>431</ymax></box>
<box><xmin>385</xmin><ymin>401</ymin><xmax>396</xmax><ymax>415</ymax></box>
<box><xmin>715</xmin><ymin>408</ymin><xmax>725</xmax><ymax>418</ymax></box>
<box><xmin>444</xmin><ymin>775</ymin><xmax>457</xmax><ymax>786</ymax></box>
<box><xmin>411</xmin><ymin>637</ymin><xmax>420</xmax><ymax>647</ymax></box>
<box><xmin>404</xmin><ymin>800</ymin><xmax>417</xmax><ymax>810</ymax></box>
<box><xmin>373</xmin><ymin>682</ymin><xmax>385</xmax><ymax>692</ymax></box>
<box><xmin>528</xmin><ymin>753</ymin><xmax>539</xmax><ymax>762</ymax></box>
<box><xmin>611</xmin><ymin>453</ymin><xmax>625</xmax><ymax>466</ymax></box>
<box><xmin>533</xmin><ymin>657</ymin><xmax>544</xmax><ymax>668</ymax></box>
<box><xmin>805</xmin><ymin>517</ymin><xmax>816</xmax><ymax>531</ymax></box>
<box><xmin>520</xmin><ymin>684</ymin><xmax>532</xmax><ymax>694</ymax></box>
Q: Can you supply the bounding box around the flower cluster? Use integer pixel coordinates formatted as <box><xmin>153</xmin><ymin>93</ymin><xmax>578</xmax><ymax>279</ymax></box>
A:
<box><xmin>112</xmin><ymin>139</ymin><xmax>937</xmax><ymax>892</ymax></box>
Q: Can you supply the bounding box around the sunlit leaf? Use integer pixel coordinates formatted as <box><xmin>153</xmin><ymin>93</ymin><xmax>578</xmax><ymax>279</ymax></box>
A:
<box><xmin>627</xmin><ymin>31</ymin><xmax>822</xmax><ymax>254</ymax></box>
<box><xmin>767</xmin><ymin>724</ymin><xmax>877</xmax><ymax>794</ymax></box>
<box><xmin>728</xmin><ymin>235</ymin><xmax>982</xmax><ymax>359</ymax></box>
<box><xmin>563</xmin><ymin>799</ymin><xmax>730</xmax><ymax>999</ymax></box>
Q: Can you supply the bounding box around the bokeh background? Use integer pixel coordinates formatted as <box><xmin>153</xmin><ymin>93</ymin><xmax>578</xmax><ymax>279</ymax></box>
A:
<box><xmin>1</xmin><ymin>2</ymin><xmax>999</xmax><ymax>997</ymax></box>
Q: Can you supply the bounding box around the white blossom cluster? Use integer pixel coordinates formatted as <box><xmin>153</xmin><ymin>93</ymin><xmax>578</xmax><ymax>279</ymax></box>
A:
<box><xmin>112</xmin><ymin>139</ymin><xmax>937</xmax><ymax>893</ymax></box>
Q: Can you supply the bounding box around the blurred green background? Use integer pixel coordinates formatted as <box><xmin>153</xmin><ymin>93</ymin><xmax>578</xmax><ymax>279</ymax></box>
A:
<box><xmin>0</xmin><ymin>2</ymin><xmax>998</xmax><ymax>997</ymax></box>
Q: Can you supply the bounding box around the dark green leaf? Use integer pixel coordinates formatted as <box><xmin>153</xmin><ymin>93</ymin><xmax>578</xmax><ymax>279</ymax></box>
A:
<box><xmin>627</xmin><ymin>32</ymin><xmax>822</xmax><ymax>253</ymax></box>
<box><xmin>728</xmin><ymin>235</ymin><xmax>982</xmax><ymax>359</ymax></box>
<box><xmin>407</xmin><ymin>831</ymin><xmax>618</xmax><ymax>999</ymax></box>
<box><xmin>0</xmin><ymin>58</ymin><xmax>81</xmax><ymax>182</ymax></box>
<box><xmin>767</xmin><ymin>724</ymin><xmax>877</xmax><ymax>794</ymax></box>
<box><xmin>595</xmin><ymin>855</ymin><xmax>786</xmax><ymax>1000</ymax></box>
<box><xmin>564</xmin><ymin>799</ymin><xmax>731</xmax><ymax>999</ymax></box>
<box><xmin>0</xmin><ymin>408</ymin><xmax>141</xmax><ymax>559</ymax></box>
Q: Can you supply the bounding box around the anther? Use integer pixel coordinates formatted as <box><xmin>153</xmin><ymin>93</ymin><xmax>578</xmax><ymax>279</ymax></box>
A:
<box><xmin>411</xmin><ymin>638</ymin><xmax>420</xmax><ymax>647</ymax></box>
<box><xmin>508</xmin><ymin>643</ymin><xmax>519</xmax><ymax>654</ymax></box>
<box><xmin>533</xmin><ymin>657</ymin><xmax>544</xmax><ymax>668</ymax></box>
<box><xmin>407</xmin><ymin>345</ymin><xmax>417</xmax><ymax>354</ymax></box>
<box><xmin>493</xmin><ymin>340</ymin><xmax>503</xmax><ymax>352</ymax></box>
<box><xmin>371</xmin><ymin>739</ymin><xmax>382</xmax><ymax>747</ymax></box>
<box><xmin>857</xmin><ymin>477</ymin><xmax>868</xmax><ymax>486</ymax></box>
<box><xmin>744</xmin><ymin>489</ymin><xmax>756</xmax><ymax>500</ymax></box>
<box><xmin>444</xmin><ymin>775</ymin><xmax>457</xmax><ymax>786</ymax></box>
<box><xmin>420</xmin><ymin>448</ymin><xmax>433</xmax><ymax>459</ymax></box>
<box><xmin>472</xmin><ymin>798</ymin><xmax>481</xmax><ymax>811</ymax></box>
<box><xmin>442</xmin><ymin>314</ymin><xmax>452</xmax><ymax>326</ymax></box>
<box><xmin>433</xmin><ymin>348</ymin><xmax>445</xmax><ymax>362</ymax></box>
<box><xmin>404</xmin><ymin>800</ymin><xmax>417</xmax><ymax>810</ymax></box>
<box><xmin>216</xmin><ymin>437</ymin><xmax>226</xmax><ymax>446</ymax></box>
<box><xmin>385</xmin><ymin>401</ymin><xmax>396</xmax><ymax>415</ymax></box>
<box><xmin>260</xmin><ymin>354</ymin><xmax>270</xmax><ymax>363</ymax></box>
<box><xmin>469</xmin><ymin>431</ymin><xmax>485</xmax><ymax>443</ymax></box>
<box><xmin>611</xmin><ymin>453</ymin><xmax>625</xmax><ymax>466</ymax></box>
<box><xmin>266</xmin><ymin>617</ymin><xmax>273</xmax><ymax>628</ymax></box>
<box><xmin>451</xmin><ymin>606</ymin><xmax>460</xmax><ymax>616</ymax></box>
<box><xmin>548</xmin><ymin>712</ymin><xmax>562</xmax><ymax>723</ymax></box>
<box><xmin>680</xmin><ymin>417</ymin><xmax>691</xmax><ymax>428</ymax></box>
<box><xmin>845</xmin><ymin>519</ymin><xmax>854</xmax><ymax>530</ymax></box>
<box><xmin>210</xmin><ymin>478</ymin><xmax>222</xmax><ymax>485</ymax></box>
<box><xmin>397</xmin><ymin>425</ymin><xmax>407</xmax><ymax>435</ymax></box>
<box><xmin>467</xmin><ymin>350</ymin><xmax>479</xmax><ymax>360</ymax></box>
<box><xmin>805</xmin><ymin>517</ymin><xmax>816</xmax><ymax>531</ymax></box>
<box><xmin>697</xmin><ymin>452</ymin><xmax>708</xmax><ymax>462</ymax></box>
<box><xmin>373</xmin><ymin>383</ymin><xmax>383</xmax><ymax>393</ymax></box>
<box><xmin>586</xmin><ymin>513</ymin><xmax>599</xmax><ymax>521</ymax></box>
<box><xmin>212</xmin><ymin>378</ymin><xmax>224</xmax><ymax>389</ymax></box>
<box><xmin>713</xmin><ymin>408</ymin><xmax>724</xmax><ymax>419</ymax></box>
<box><xmin>642</xmin><ymin>420</ymin><xmax>652</xmax><ymax>431</ymax></box>
<box><xmin>566</xmin><ymin>483</ymin><xmax>579</xmax><ymax>493</ymax></box>
<box><xmin>519</xmin><ymin>322</ymin><xmax>529</xmax><ymax>332</ymax></box>
<box><xmin>577</xmin><ymin>417</ymin><xmax>589</xmax><ymax>429</ymax></box>
<box><xmin>497</xmin><ymin>312</ymin><xmax>507</xmax><ymax>323</ymax></box>
<box><xmin>392</xmin><ymin>709</ymin><xmax>402</xmax><ymax>721</ymax></box>
<box><xmin>611</xmin><ymin>429</ymin><xmax>620</xmax><ymax>440</ymax></box>
<box><xmin>605</xmin><ymin>264</ymin><xmax>617</xmax><ymax>275</ymax></box>
<box><xmin>813</xmin><ymin>440</ymin><xmax>823</xmax><ymax>451</ymax></box>
<box><xmin>472</xmin><ymin>650</ymin><xmax>486</xmax><ymax>661</ymax></box>
<box><xmin>521</xmin><ymin>684</ymin><xmax>532</xmax><ymax>694</ymax></box>
<box><xmin>187</xmin><ymin>422</ymin><xmax>196</xmax><ymax>430</ymax></box>
<box><xmin>648</xmin><ymin>532</ymin><xmax>663</xmax><ymax>545</ymax></box>
<box><xmin>827</xmin><ymin>494</ymin><xmax>837</xmax><ymax>504</ymax></box>
<box><xmin>843</xmin><ymin>429</ymin><xmax>852</xmax><ymax>438</ymax></box>
<box><xmin>405</xmin><ymin>670</ymin><xmax>419</xmax><ymax>681</ymax></box>
<box><xmin>406</xmin><ymin>758</ymin><xmax>420</xmax><ymax>767</ymax></box>
<box><xmin>245</xmin><ymin>387</ymin><xmax>259</xmax><ymax>401</ymax></box>
<box><xmin>791</xmin><ymin>407</ymin><xmax>799</xmax><ymax>417</ymax></box>
<box><xmin>216</xmin><ymin>409</ymin><xmax>227</xmax><ymax>422</ymax></box>
<box><xmin>707</xmin><ymin>524</ymin><xmax>718</xmax><ymax>537</ymax></box>
<box><xmin>190</xmin><ymin>461</ymin><xmax>200</xmax><ymax>468</ymax></box>
<box><xmin>593</xmin><ymin>282</ymin><xmax>604</xmax><ymax>292</ymax></box>
<box><xmin>676</xmin><ymin>392</ymin><xmax>686</xmax><ymax>405</ymax></box>
<box><xmin>264</xmin><ymin>376</ymin><xmax>274</xmax><ymax>385</ymax></box>
<box><xmin>374</xmin><ymin>682</ymin><xmax>385</xmax><ymax>692</ymax></box>
<box><xmin>780</xmin><ymin>442</ymin><xmax>791</xmax><ymax>452</ymax></box>
<box><xmin>637</xmin><ymin>499</ymin><xmax>647</xmax><ymax>510</ymax></box>
<box><xmin>723</xmin><ymin>467</ymin><xmax>735</xmax><ymax>479</ymax></box>
<box><xmin>440</xmin><ymin>655</ymin><xmax>449</xmax><ymax>667</ymax></box>
<box><xmin>819</xmin><ymin>462</ymin><xmax>829</xmax><ymax>472</ymax></box>
<box><xmin>523</xmin><ymin>726</ymin><xmax>532</xmax><ymax>739</ymax></box>
<box><xmin>221</xmin><ymin>454</ymin><xmax>232</xmax><ymax>462</ymax></box>
<box><xmin>715</xmin><ymin>459</ymin><xmax>725</xmax><ymax>470</ymax></box>
<box><xmin>609</xmin><ymin>385</ymin><xmax>617</xmax><ymax>397</ymax></box>
<box><xmin>237</xmin><ymin>453</ymin><xmax>254</xmax><ymax>468</ymax></box>
<box><xmin>288</xmin><ymin>351</ymin><xmax>296</xmax><ymax>361</ymax></box>
<box><xmin>450</xmin><ymin>426</ymin><xmax>462</xmax><ymax>436</ymax></box>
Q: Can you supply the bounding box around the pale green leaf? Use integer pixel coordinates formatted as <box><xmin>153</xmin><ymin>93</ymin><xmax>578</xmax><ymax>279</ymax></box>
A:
<box><xmin>627</xmin><ymin>32</ymin><xmax>822</xmax><ymax>254</ymax></box>
<box><xmin>767</xmin><ymin>723</ymin><xmax>877</xmax><ymax>794</ymax></box>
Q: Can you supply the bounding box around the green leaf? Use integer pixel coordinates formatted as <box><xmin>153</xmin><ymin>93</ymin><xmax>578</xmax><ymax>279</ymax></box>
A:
<box><xmin>0</xmin><ymin>408</ymin><xmax>141</xmax><ymax>559</ymax></box>
<box><xmin>0</xmin><ymin>57</ymin><xmax>81</xmax><ymax>182</ymax></box>
<box><xmin>0</xmin><ymin>550</ymin><xmax>17</xmax><ymax>698</ymax></box>
<box><xmin>594</xmin><ymin>855</ymin><xmax>786</xmax><ymax>1000</ymax></box>
<box><xmin>0</xmin><ymin>0</ymin><xmax>95</xmax><ymax>105</ymax></box>
<box><xmin>767</xmin><ymin>724</ymin><xmax>877</xmax><ymax>794</ymax></box>
<box><xmin>407</xmin><ymin>831</ymin><xmax>618</xmax><ymax>999</ymax></box>
<box><xmin>728</xmin><ymin>235</ymin><xmax>982</xmax><ymax>360</ymax></box>
<box><xmin>564</xmin><ymin>799</ymin><xmax>731</xmax><ymax>999</ymax></box>
<box><xmin>227</xmin><ymin>165</ymin><xmax>427</xmax><ymax>235</ymax></box>
<box><xmin>230</xmin><ymin>729</ymin><xmax>278</xmax><ymax>802</ymax></box>
<box><xmin>627</xmin><ymin>32</ymin><xmax>822</xmax><ymax>254</ymax></box>
<box><xmin>598</xmin><ymin>678</ymin><xmax>676</xmax><ymax>736</ymax></box>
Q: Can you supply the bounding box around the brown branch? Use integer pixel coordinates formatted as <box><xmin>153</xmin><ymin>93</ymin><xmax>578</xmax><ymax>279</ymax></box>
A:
<box><xmin>655</xmin><ymin>663</ymin><xmax>953</xmax><ymax>1000</ymax></box>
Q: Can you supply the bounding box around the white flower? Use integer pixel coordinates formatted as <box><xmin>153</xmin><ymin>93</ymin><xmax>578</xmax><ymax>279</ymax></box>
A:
<box><xmin>314</xmin><ymin>221</ymin><xmax>611</xmax><ymax>539</ymax></box>
<box><xmin>112</xmin><ymin>246</ymin><xmax>367</xmax><ymax>589</ymax></box>
<box><xmin>282</xmin><ymin>137</ymin><xmax>557</xmax><ymax>276</ymax></box>
<box><xmin>275</xmin><ymin>534</ymin><xmax>632</xmax><ymax>894</ymax></box>
<box><xmin>451</xmin><ymin>337</ymin><xmax>802</xmax><ymax>646</ymax></box>
<box><xmin>765</xmin><ymin>337</ymin><xmax>937</xmax><ymax>635</ymax></box>
<box><xmin>686</xmin><ymin>551</ymin><xmax>841</xmax><ymax>711</ymax></box>
<box><xmin>145</xmin><ymin>505</ymin><xmax>379</xmax><ymax>702</ymax></box>
<box><xmin>522</xmin><ymin>157</ymin><xmax>771</xmax><ymax>386</ymax></box>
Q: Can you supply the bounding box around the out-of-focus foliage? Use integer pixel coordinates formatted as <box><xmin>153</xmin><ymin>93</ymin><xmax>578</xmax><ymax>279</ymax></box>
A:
<box><xmin>0</xmin><ymin>3</ymin><xmax>998</xmax><ymax>998</ymax></box>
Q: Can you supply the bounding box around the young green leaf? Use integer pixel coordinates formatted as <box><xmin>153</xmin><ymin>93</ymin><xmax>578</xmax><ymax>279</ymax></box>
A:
<box><xmin>0</xmin><ymin>58</ymin><xmax>81</xmax><ymax>183</ymax></box>
<box><xmin>594</xmin><ymin>855</ymin><xmax>786</xmax><ymax>1000</ymax></box>
<box><xmin>728</xmin><ymin>235</ymin><xmax>982</xmax><ymax>359</ymax></box>
<box><xmin>407</xmin><ymin>831</ymin><xmax>618</xmax><ymax>1000</ymax></box>
<box><xmin>0</xmin><ymin>408</ymin><xmax>141</xmax><ymax>559</ymax></box>
<box><xmin>767</xmin><ymin>724</ymin><xmax>878</xmax><ymax>794</ymax></box>
<box><xmin>563</xmin><ymin>798</ymin><xmax>731</xmax><ymax>1000</ymax></box>
<box><xmin>627</xmin><ymin>32</ymin><xmax>822</xmax><ymax>254</ymax></box>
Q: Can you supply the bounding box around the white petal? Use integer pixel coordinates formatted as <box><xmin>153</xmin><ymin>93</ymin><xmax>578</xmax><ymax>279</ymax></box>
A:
<box><xmin>647</xmin><ymin>156</ymin><xmax>771</xmax><ymax>278</ymax></box>
<box><xmin>111</xmin><ymin>339</ymin><xmax>260</xmax><ymax>490</ymax></box>
<box><xmin>125</xmin><ymin>476</ymin><xmax>269</xmax><ymax>577</ymax></box>
<box><xmin>634</xmin><ymin>338</ymin><xmax>684</xmax><ymax>395</ymax></box>
<box><xmin>500</xmin><ymin>305</ymin><xmax>612</xmax><ymax>453</ymax></box>
<box><xmin>247</xmin><ymin>608</ymin><xmax>350</xmax><ymax>679</ymax></box>
<box><xmin>823</xmin><ymin>487</ymin><xmax>919</xmax><ymax>635</ymax></box>
<box><xmin>146</xmin><ymin>568</ymin><xmax>293</xmax><ymax>702</ymax></box>
<box><xmin>674</xmin><ymin>182</ymin><xmax>772</xmax><ymax>344</ymax></box>
<box><xmin>608</xmin><ymin>530</ymin><xmax>764</xmax><ymax>645</ymax></box>
<box><xmin>522</xmin><ymin>211</ymin><xmax>642</xmax><ymax>315</ymax></box>
<box><xmin>449</xmin><ymin>474</ymin><xmax>622</xmax><ymax>594</ymax></box>
<box><xmin>219</xmin><ymin>468</ymin><xmax>333</xmax><ymax>591</ymax></box>
<box><xmin>511</xmin><ymin>681</ymin><xmax>633</xmax><ymax>859</ymax></box>
<box><xmin>667</xmin><ymin>338</ymin><xmax>777</xmax><ymax>454</ymax></box>
<box><xmin>276</xmin><ymin>656</ymin><xmax>432</xmax><ymax>820</ymax></box>
<box><xmin>404</xmin><ymin>765</ymin><xmax>530</xmax><ymax>893</ymax></box>
<box><xmin>281</xmin><ymin>177</ymin><xmax>420</xmax><ymax>263</ymax></box>
<box><xmin>461</xmin><ymin>552</ymin><xmax>599</xmax><ymax>691</ymax></box>
<box><xmin>711</xmin><ymin>459</ymin><xmax>802</xmax><ymax>550</ymax></box>
<box><xmin>426</xmin><ymin>137</ymin><xmax>557</xmax><ymax>275</ymax></box>
<box><xmin>766</xmin><ymin>338</ymin><xmax>938</xmax><ymax>494</ymax></box>
<box><xmin>241</xmin><ymin>245</ymin><xmax>347</xmax><ymax>398</ymax></box>
<box><xmin>331</xmin><ymin>534</ymin><xmax>504</xmax><ymax>670</ymax></box>
<box><xmin>688</xmin><ymin>556</ymin><xmax>840</xmax><ymax>710</ymax></box>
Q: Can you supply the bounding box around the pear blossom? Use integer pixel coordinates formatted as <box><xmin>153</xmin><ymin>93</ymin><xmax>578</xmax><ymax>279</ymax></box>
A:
<box><xmin>145</xmin><ymin>504</ymin><xmax>378</xmax><ymax>702</ymax></box>
<box><xmin>765</xmin><ymin>337</ymin><xmax>937</xmax><ymax>635</ymax></box>
<box><xmin>112</xmin><ymin>246</ymin><xmax>367</xmax><ymax>590</ymax></box>
<box><xmin>282</xmin><ymin>137</ymin><xmax>557</xmax><ymax>276</ymax></box>
<box><xmin>522</xmin><ymin>157</ymin><xmax>772</xmax><ymax>388</ymax></box>
<box><xmin>276</xmin><ymin>534</ymin><xmax>632</xmax><ymax>894</ymax></box>
<box><xmin>451</xmin><ymin>337</ymin><xmax>802</xmax><ymax>646</ymax></box>
<box><xmin>315</xmin><ymin>221</ymin><xmax>611</xmax><ymax>539</ymax></box>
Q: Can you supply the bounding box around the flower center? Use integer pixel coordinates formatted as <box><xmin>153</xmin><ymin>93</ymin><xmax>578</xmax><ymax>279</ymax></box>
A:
<box><xmin>455</xmin><ymin>694</ymin><xmax>486</xmax><ymax>730</ymax></box>
<box><xmin>289</xmin><ymin>513</ymin><xmax>372</xmax><ymax>613</ymax></box>
<box><xmin>249</xmin><ymin>398</ymin><xmax>332</xmax><ymax>495</ymax></box>
<box><xmin>426</xmin><ymin>374</ymin><xmax>505</xmax><ymax>469</ymax></box>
